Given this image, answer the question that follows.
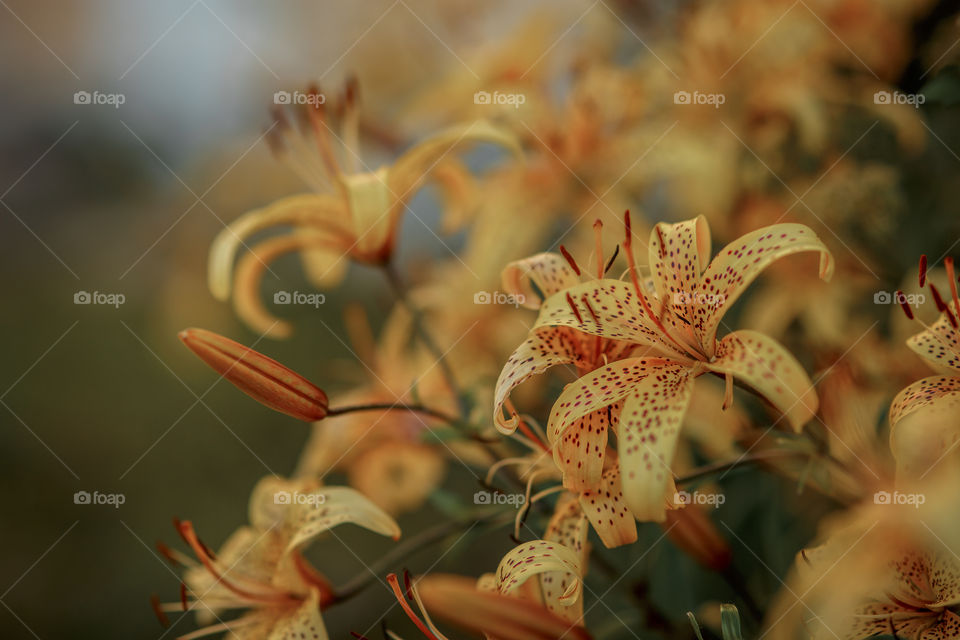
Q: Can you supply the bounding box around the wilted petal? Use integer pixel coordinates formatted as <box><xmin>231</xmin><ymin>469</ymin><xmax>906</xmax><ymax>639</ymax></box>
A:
<box><xmin>496</xmin><ymin>540</ymin><xmax>584</xmax><ymax>621</ymax></box>
<box><xmin>417</xmin><ymin>574</ymin><xmax>592</xmax><ymax>640</ymax></box>
<box><xmin>705</xmin><ymin>330</ymin><xmax>817</xmax><ymax>431</ymax></box>
<box><xmin>693</xmin><ymin>223</ymin><xmax>833</xmax><ymax>356</ymax></box>
<box><xmin>618</xmin><ymin>364</ymin><xmax>695</xmax><ymax>522</ymax></box>
<box><xmin>179</xmin><ymin>328</ymin><xmax>328</xmax><ymax>421</ymax></box>
<box><xmin>494</xmin><ymin>328</ymin><xmax>583</xmax><ymax>434</ymax></box>
<box><xmin>501</xmin><ymin>252</ymin><xmax>582</xmax><ymax>310</ymax></box>
<box><xmin>547</xmin><ymin>357</ymin><xmax>676</xmax><ymax>446</ymax></box>
<box><xmin>283</xmin><ymin>486</ymin><xmax>401</xmax><ymax>553</ymax></box>
<box><xmin>208</xmin><ymin>193</ymin><xmax>348</xmax><ymax>301</ymax></box>
<box><xmin>578</xmin><ymin>466</ymin><xmax>638</xmax><ymax>548</ymax></box>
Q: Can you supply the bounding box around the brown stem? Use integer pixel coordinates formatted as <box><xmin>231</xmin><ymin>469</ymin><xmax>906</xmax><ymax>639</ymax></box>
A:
<box><xmin>326</xmin><ymin>402</ymin><xmax>458</xmax><ymax>424</ymax></box>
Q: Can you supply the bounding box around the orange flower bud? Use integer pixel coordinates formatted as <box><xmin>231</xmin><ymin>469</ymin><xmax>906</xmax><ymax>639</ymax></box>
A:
<box><xmin>179</xmin><ymin>328</ymin><xmax>328</xmax><ymax>421</ymax></box>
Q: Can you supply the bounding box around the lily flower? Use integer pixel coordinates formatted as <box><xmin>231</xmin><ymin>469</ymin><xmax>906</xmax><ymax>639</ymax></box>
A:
<box><xmin>157</xmin><ymin>476</ymin><xmax>400</xmax><ymax>639</ymax></box>
<box><xmin>890</xmin><ymin>256</ymin><xmax>960</xmax><ymax>479</ymax></box>
<box><xmin>512</xmin><ymin>213</ymin><xmax>832</xmax><ymax>521</ymax></box>
<box><xmin>207</xmin><ymin>81</ymin><xmax>520</xmax><ymax>339</ymax></box>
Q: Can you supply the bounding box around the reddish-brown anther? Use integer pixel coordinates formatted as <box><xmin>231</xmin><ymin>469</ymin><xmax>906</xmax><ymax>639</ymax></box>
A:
<box><xmin>179</xmin><ymin>328</ymin><xmax>328</xmax><ymax>421</ymax></box>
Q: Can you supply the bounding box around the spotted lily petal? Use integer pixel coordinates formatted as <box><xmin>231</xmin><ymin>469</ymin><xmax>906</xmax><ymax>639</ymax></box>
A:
<box><xmin>208</xmin><ymin>193</ymin><xmax>349</xmax><ymax>301</ymax></box>
<box><xmin>704</xmin><ymin>330</ymin><xmax>818</xmax><ymax>431</ymax></box>
<box><xmin>579</xmin><ymin>465</ymin><xmax>638</xmax><ymax>548</ymax></box>
<box><xmin>266</xmin><ymin>588</ymin><xmax>328</xmax><ymax>640</ymax></box>
<box><xmin>906</xmin><ymin>309</ymin><xmax>960</xmax><ymax>374</ymax></box>
<box><xmin>534</xmin><ymin>280</ymin><xmax>680</xmax><ymax>356</ymax></box>
<box><xmin>618</xmin><ymin>363</ymin><xmax>696</xmax><ymax>522</ymax></box>
<box><xmin>496</xmin><ymin>540</ymin><xmax>583</xmax><ymax>622</ymax></box>
<box><xmin>555</xmin><ymin>408</ymin><xmax>614</xmax><ymax>492</ymax></box>
<box><xmin>283</xmin><ymin>486</ymin><xmax>401</xmax><ymax>553</ymax></box>
<box><xmin>890</xmin><ymin>376</ymin><xmax>960</xmax><ymax>427</ymax></box>
<box><xmin>547</xmin><ymin>357</ymin><xmax>676</xmax><ymax>446</ymax></box>
<box><xmin>502</xmin><ymin>252</ymin><xmax>582</xmax><ymax>310</ymax></box>
<box><xmin>494</xmin><ymin>328</ymin><xmax>583</xmax><ymax>434</ymax></box>
<box><xmin>648</xmin><ymin>216</ymin><xmax>711</xmax><ymax>334</ymax></box>
<box><xmin>693</xmin><ymin>223</ymin><xmax>834</xmax><ymax>356</ymax></box>
<box><xmin>178</xmin><ymin>328</ymin><xmax>328</xmax><ymax>421</ymax></box>
<box><xmin>890</xmin><ymin>377</ymin><xmax>960</xmax><ymax>478</ymax></box>
<box><xmin>544</xmin><ymin>494</ymin><xmax>590</xmax><ymax>567</ymax></box>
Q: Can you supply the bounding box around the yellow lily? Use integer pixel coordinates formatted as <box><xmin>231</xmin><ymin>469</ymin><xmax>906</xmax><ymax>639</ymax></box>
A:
<box><xmin>208</xmin><ymin>82</ymin><xmax>520</xmax><ymax>338</ymax></box>
<box><xmin>503</xmin><ymin>213</ymin><xmax>832</xmax><ymax>521</ymax></box>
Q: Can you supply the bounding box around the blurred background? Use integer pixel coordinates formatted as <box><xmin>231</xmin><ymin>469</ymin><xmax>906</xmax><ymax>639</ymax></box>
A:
<box><xmin>3</xmin><ymin>0</ymin><xmax>960</xmax><ymax>638</ymax></box>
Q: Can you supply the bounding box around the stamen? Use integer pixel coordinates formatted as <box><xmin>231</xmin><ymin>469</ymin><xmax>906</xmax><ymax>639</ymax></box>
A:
<box><xmin>150</xmin><ymin>594</ymin><xmax>170</xmax><ymax>628</ymax></box>
<box><xmin>944</xmin><ymin>257</ymin><xmax>960</xmax><ymax>313</ymax></box>
<box><xmin>581</xmin><ymin>294</ymin><xmax>600</xmax><ymax>325</ymax></box>
<box><xmin>342</xmin><ymin>75</ymin><xmax>361</xmax><ymax>173</ymax></box>
<box><xmin>559</xmin><ymin>245</ymin><xmax>581</xmax><ymax>276</ymax></box>
<box><xmin>929</xmin><ymin>284</ymin><xmax>959</xmax><ymax>328</ymax></box>
<box><xmin>351</xmin><ymin>633</ymin><xmax>372</xmax><ymax>640</ymax></box>
<box><xmin>593</xmin><ymin>219</ymin><xmax>604</xmax><ymax>278</ymax></box>
<box><xmin>722</xmin><ymin>372</ymin><xmax>734</xmax><ymax>411</ymax></box>
<box><xmin>180</xmin><ymin>583</ymin><xmax>189</xmax><ymax>611</ymax></box>
<box><xmin>303</xmin><ymin>84</ymin><xmax>345</xmax><ymax>182</ymax></box>
<box><xmin>604</xmin><ymin>244</ymin><xmax>620</xmax><ymax>275</ymax></box>
<box><xmin>387</xmin><ymin>573</ymin><xmax>442</xmax><ymax>640</ymax></box>
<box><xmin>566</xmin><ymin>293</ymin><xmax>584</xmax><ymax>324</ymax></box>
<box><xmin>403</xmin><ymin>569</ymin><xmax>415</xmax><ymax>602</ymax></box>
<box><xmin>919</xmin><ymin>254</ymin><xmax>928</xmax><ymax>288</ymax></box>
<box><xmin>896</xmin><ymin>290</ymin><xmax>914</xmax><ymax>320</ymax></box>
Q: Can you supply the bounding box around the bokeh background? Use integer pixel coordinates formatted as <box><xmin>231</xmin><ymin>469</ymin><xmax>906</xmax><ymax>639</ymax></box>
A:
<box><xmin>3</xmin><ymin>1</ymin><xmax>960</xmax><ymax>638</ymax></box>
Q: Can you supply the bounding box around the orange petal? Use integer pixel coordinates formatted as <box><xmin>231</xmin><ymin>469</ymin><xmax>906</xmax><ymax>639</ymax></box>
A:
<box><xmin>179</xmin><ymin>328</ymin><xmax>328</xmax><ymax>421</ymax></box>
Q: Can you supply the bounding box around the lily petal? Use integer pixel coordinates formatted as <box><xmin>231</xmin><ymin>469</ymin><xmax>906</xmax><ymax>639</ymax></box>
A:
<box><xmin>890</xmin><ymin>376</ymin><xmax>960</xmax><ymax>426</ymax></box>
<box><xmin>889</xmin><ymin>377</ymin><xmax>960</xmax><ymax>479</ymax></box>
<box><xmin>906</xmin><ymin>310</ymin><xmax>960</xmax><ymax>374</ymax></box>
<box><xmin>208</xmin><ymin>193</ymin><xmax>349</xmax><ymax>301</ymax></box>
<box><xmin>496</xmin><ymin>540</ymin><xmax>583</xmax><ymax>620</ymax></box>
<box><xmin>705</xmin><ymin>330</ymin><xmax>818</xmax><ymax>431</ymax></box>
<box><xmin>501</xmin><ymin>252</ymin><xmax>582</xmax><ymax>310</ymax></box>
<box><xmin>266</xmin><ymin>588</ymin><xmax>328</xmax><ymax>640</ymax></box>
<box><xmin>494</xmin><ymin>328</ymin><xmax>583</xmax><ymax>434</ymax></box>
<box><xmin>578</xmin><ymin>465</ymin><xmax>638</xmax><ymax>548</ymax></box>
<box><xmin>648</xmin><ymin>216</ymin><xmax>711</xmax><ymax>333</ymax></box>
<box><xmin>544</xmin><ymin>494</ymin><xmax>590</xmax><ymax>567</ymax></box>
<box><xmin>555</xmin><ymin>408</ymin><xmax>613</xmax><ymax>492</ymax></box>
<box><xmin>283</xmin><ymin>486</ymin><xmax>401</xmax><ymax>553</ymax></box>
<box><xmin>547</xmin><ymin>357</ymin><xmax>677</xmax><ymax>445</ymax></box>
<box><xmin>693</xmin><ymin>223</ymin><xmax>833</xmax><ymax>356</ymax></box>
<box><xmin>618</xmin><ymin>364</ymin><xmax>696</xmax><ymax>522</ymax></box>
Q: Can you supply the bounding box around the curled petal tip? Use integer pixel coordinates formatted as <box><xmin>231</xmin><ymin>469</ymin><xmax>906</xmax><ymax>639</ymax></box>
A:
<box><xmin>179</xmin><ymin>327</ymin><xmax>328</xmax><ymax>421</ymax></box>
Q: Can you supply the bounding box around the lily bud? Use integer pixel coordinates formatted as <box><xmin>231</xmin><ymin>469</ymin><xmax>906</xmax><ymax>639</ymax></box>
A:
<box><xmin>179</xmin><ymin>328</ymin><xmax>328</xmax><ymax>421</ymax></box>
